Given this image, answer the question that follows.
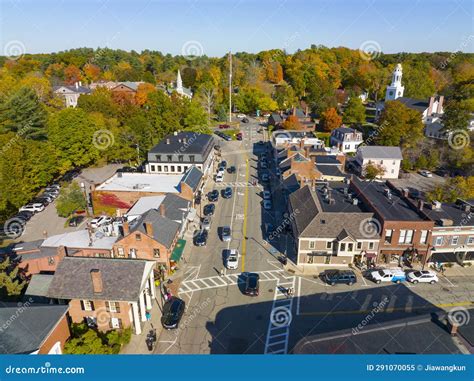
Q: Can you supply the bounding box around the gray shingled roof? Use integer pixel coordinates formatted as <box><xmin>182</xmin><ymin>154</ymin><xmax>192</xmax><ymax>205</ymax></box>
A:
<box><xmin>25</xmin><ymin>274</ymin><xmax>54</xmax><ymax>298</ymax></box>
<box><xmin>161</xmin><ymin>194</ymin><xmax>190</xmax><ymax>222</ymax></box>
<box><xmin>396</xmin><ymin>97</ymin><xmax>429</xmax><ymax>112</ymax></box>
<box><xmin>47</xmin><ymin>257</ymin><xmax>150</xmax><ymax>302</ymax></box>
<box><xmin>149</xmin><ymin>132</ymin><xmax>213</xmax><ymax>154</ymax></box>
<box><xmin>0</xmin><ymin>303</ymin><xmax>69</xmax><ymax>354</ymax></box>
<box><xmin>53</xmin><ymin>85</ymin><xmax>91</xmax><ymax>94</ymax></box>
<box><xmin>181</xmin><ymin>166</ymin><xmax>203</xmax><ymax>192</ymax></box>
<box><xmin>288</xmin><ymin>186</ymin><xmax>320</xmax><ymax>236</ymax></box>
<box><xmin>358</xmin><ymin>146</ymin><xmax>403</xmax><ymax>160</ymax></box>
<box><xmin>129</xmin><ymin>209</ymin><xmax>180</xmax><ymax>248</ymax></box>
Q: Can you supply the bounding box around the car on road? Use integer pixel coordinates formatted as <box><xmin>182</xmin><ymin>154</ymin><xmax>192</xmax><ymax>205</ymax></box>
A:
<box><xmin>203</xmin><ymin>204</ymin><xmax>215</xmax><ymax>216</ymax></box>
<box><xmin>19</xmin><ymin>203</ymin><xmax>45</xmax><ymax>213</ymax></box>
<box><xmin>221</xmin><ymin>226</ymin><xmax>231</xmax><ymax>242</ymax></box>
<box><xmin>369</xmin><ymin>269</ymin><xmax>406</xmax><ymax>284</ymax></box>
<box><xmin>90</xmin><ymin>216</ymin><xmax>112</xmax><ymax>229</ymax></box>
<box><xmin>406</xmin><ymin>270</ymin><xmax>438</xmax><ymax>284</ymax></box>
<box><xmin>236</xmin><ymin>132</ymin><xmax>243</xmax><ymax>141</ymax></box>
<box><xmin>262</xmin><ymin>190</ymin><xmax>271</xmax><ymax>200</ymax></box>
<box><xmin>201</xmin><ymin>216</ymin><xmax>212</xmax><ymax>231</ymax></box>
<box><xmin>244</xmin><ymin>273</ymin><xmax>260</xmax><ymax>296</ymax></box>
<box><xmin>419</xmin><ymin>170</ymin><xmax>433</xmax><ymax>178</ymax></box>
<box><xmin>15</xmin><ymin>211</ymin><xmax>34</xmax><ymax>222</ymax></box>
<box><xmin>68</xmin><ymin>215</ymin><xmax>85</xmax><ymax>227</ymax></box>
<box><xmin>236</xmin><ymin>113</ymin><xmax>246</xmax><ymax>119</ymax></box>
<box><xmin>223</xmin><ymin>187</ymin><xmax>233</xmax><ymax>199</ymax></box>
<box><xmin>227</xmin><ymin>166</ymin><xmax>236</xmax><ymax>174</ymax></box>
<box><xmin>161</xmin><ymin>297</ymin><xmax>185</xmax><ymax>330</ymax></box>
<box><xmin>208</xmin><ymin>190</ymin><xmax>219</xmax><ymax>202</ymax></box>
<box><xmin>225</xmin><ymin>249</ymin><xmax>239</xmax><ymax>270</ymax></box>
<box><xmin>261</xmin><ymin>173</ymin><xmax>269</xmax><ymax>182</ymax></box>
<box><xmin>241</xmin><ymin>117</ymin><xmax>249</xmax><ymax>123</ymax></box>
<box><xmin>193</xmin><ymin>229</ymin><xmax>208</xmax><ymax>246</ymax></box>
<box><xmin>263</xmin><ymin>200</ymin><xmax>272</xmax><ymax>210</ymax></box>
<box><xmin>216</xmin><ymin>172</ymin><xmax>224</xmax><ymax>183</ymax></box>
<box><xmin>219</xmin><ymin>124</ymin><xmax>230</xmax><ymax>129</ymax></box>
<box><xmin>323</xmin><ymin>270</ymin><xmax>357</xmax><ymax>286</ymax></box>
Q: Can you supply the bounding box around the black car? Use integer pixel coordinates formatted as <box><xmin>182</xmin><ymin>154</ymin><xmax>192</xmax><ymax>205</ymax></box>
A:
<box><xmin>16</xmin><ymin>211</ymin><xmax>33</xmax><ymax>221</ymax></box>
<box><xmin>208</xmin><ymin>190</ymin><xmax>219</xmax><ymax>202</ymax></box>
<box><xmin>222</xmin><ymin>187</ymin><xmax>233</xmax><ymax>199</ymax></box>
<box><xmin>68</xmin><ymin>215</ymin><xmax>85</xmax><ymax>227</ymax></box>
<box><xmin>227</xmin><ymin>166</ymin><xmax>236</xmax><ymax>174</ymax></box>
<box><xmin>193</xmin><ymin>229</ymin><xmax>208</xmax><ymax>246</ymax></box>
<box><xmin>31</xmin><ymin>198</ymin><xmax>50</xmax><ymax>206</ymax></box>
<box><xmin>244</xmin><ymin>273</ymin><xmax>260</xmax><ymax>296</ymax></box>
<box><xmin>241</xmin><ymin>117</ymin><xmax>249</xmax><ymax>123</ymax></box>
<box><xmin>324</xmin><ymin>270</ymin><xmax>357</xmax><ymax>286</ymax></box>
<box><xmin>161</xmin><ymin>297</ymin><xmax>185</xmax><ymax>330</ymax></box>
<box><xmin>203</xmin><ymin>203</ymin><xmax>215</xmax><ymax>216</ymax></box>
<box><xmin>195</xmin><ymin>191</ymin><xmax>202</xmax><ymax>205</ymax></box>
<box><xmin>220</xmin><ymin>160</ymin><xmax>227</xmax><ymax>169</ymax></box>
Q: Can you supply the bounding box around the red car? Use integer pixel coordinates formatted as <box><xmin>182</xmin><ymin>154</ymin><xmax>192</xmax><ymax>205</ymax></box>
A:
<box><xmin>236</xmin><ymin>132</ymin><xmax>243</xmax><ymax>140</ymax></box>
<box><xmin>219</xmin><ymin>124</ymin><xmax>230</xmax><ymax>129</ymax></box>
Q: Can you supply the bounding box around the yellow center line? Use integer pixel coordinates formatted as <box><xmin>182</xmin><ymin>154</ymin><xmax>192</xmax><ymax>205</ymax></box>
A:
<box><xmin>241</xmin><ymin>155</ymin><xmax>250</xmax><ymax>272</ymax></box>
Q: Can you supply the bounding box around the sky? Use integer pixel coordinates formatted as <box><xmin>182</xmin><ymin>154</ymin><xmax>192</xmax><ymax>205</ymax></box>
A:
<box><xmin>0</xmin><ymin>0</ymin><xmax>473</xmax><ymax>57</ymax></box>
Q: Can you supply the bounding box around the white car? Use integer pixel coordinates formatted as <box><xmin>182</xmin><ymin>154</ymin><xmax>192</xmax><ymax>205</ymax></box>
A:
<box><xmin>216</xmin><ymin>172</ymin><xmax>224</xmax><ymax>183</ymax></box>
<box><xmin>406</xmin><ymin>270</ymin><xmax>438</xmax><ymax>284</ymax></box>
<box><xmin>263</xmin><ymin>200</ymin><xmax>272</xmax><ymax>210</ymax></box>
<box><xmin>201</xmin><ymin>216</ymin><xmax>212</xmax><ymax>231</ymax></box>
<box><xmin>262</xmin><ymin>191</ymin><xmax>271</xmax><ymax>200</ymax></box>
<box><xmin>237</xmin><ymin>113</ymin><xmax>246</xmax><ymax>119</ymax></box>
<box><xmin>90</xmin><ymin>216</ymin><xmax>112</xmax><ymax>229</ymax></box>
<box><xmin>370</xmin><ymin>269</ymin><xmax>406</xmax><ymax>284</ymax></box>
<box><xmin>225</xmin><ymin>249</ymin><xmax>239</xmax><ymax>270</ymax></box>
<box><xmin>419</xmin><ymin>170</ymin><xmax>432</xmax><ymax>178</ymax></box>
<box><xmin>19</xmin><ymin>203</ymin><xmax>45</xmax><ymax>213</ymax></box>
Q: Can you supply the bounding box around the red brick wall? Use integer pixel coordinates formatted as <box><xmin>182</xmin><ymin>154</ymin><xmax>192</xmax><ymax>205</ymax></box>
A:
<box><xmin>38</xmin><ymin>314</ymin><xmax>70</xmax><ymax>354</ymax></box>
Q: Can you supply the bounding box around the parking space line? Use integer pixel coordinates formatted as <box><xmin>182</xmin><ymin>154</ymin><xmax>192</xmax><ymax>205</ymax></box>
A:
<box><xmin>385</xmin><ymin>295</ymin><xmax>397</xmax><ymax>313</ymax></box>
<box><xmin>360</xmin><ymin>294</ymin><xmax>372</xmax><ymax>311</ymax></box>
<box><xmin>440</xmin><ymin>275</ymin><xmax>458</xmax><ymax>288</ymax></box>
<box><xmin>406</xmin><ymin>295</ymin><xmax>413</xmax><ymax>313</ymax></box>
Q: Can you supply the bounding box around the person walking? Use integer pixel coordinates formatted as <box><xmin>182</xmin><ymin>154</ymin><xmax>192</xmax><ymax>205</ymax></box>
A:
<box><xmin>220</xmin><ymin>268</ymin><xmax>224</xmax><ymax>276</ymax></box>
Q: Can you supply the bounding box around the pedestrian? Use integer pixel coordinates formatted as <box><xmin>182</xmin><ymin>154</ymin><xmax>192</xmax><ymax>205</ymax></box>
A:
<box><xmin>145</xmin><ymin>311</ymin><xmax>151</xmax><ymax>321</ymax></box>
<box><xmin>220</xmin><ymin>268</ymin><xmax>224</xmax><ymax>276</ymax></box>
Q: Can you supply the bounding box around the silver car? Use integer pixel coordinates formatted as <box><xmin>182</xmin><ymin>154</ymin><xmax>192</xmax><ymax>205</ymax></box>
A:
<box><xmin>201</xmin><ymin>216</ymin><xmax>212</xmax><ymax>231</ymax></box>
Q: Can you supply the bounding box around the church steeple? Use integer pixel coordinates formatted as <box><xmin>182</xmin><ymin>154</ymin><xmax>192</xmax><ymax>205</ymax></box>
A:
<box><xmin>176</xmin><ymin>70</ymin><xmax>183</xmax><ymax>92</ymax></box>
<box><xmin>385</xmin><ymin>63</ymin><xmax>404</xmax><ymax>101</ymax></box>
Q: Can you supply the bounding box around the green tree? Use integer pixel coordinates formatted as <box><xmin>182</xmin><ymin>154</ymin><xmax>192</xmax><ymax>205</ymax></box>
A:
<box><xmin>216</xmin><ymin>105</ymin><xmax>227</xmax><ymax>122</ymax></box>
<box><xmin>442</xmin><ymin>100</ymin><xmax>471</xmax><ymax>132</ymax></box>
<box><xmin>0</xmin><ymin>257</ymin><xmax>25</xmax><ymax>297</ymax></box>
<box><xmin>427</xmin><ymin>176</ymin><xmax>474</xmax><ymax>202</ymax></box>
<box><xmin>56</xmin><ymin>182</ymin><xmax>87</xmax><ymax>217</ymax></box>
<box><xmin>343</xmin><ymin>96</ymin><xmax>366</xmax><ymax>125</ymax></box>
<box><xmin>363</xmin><ymin>162</ymin><xmax>386</xmax><ymax>180</ymax></box>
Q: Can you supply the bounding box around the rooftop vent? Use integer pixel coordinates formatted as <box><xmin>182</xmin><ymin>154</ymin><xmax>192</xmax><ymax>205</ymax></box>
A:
<box><xmin>352</xmin><ymin>198</ymin><xmax>359</xmax><ymax>205</ymax></box>
<box><xmin>117</xmin><ymin>172</ymin><xmax>122</xmax><ymax>178</ymax></box>
<box><xmin>431</xmin><ymin>200</ymin><xmax>442</xmax><ymax>210</ymax></box>
<box><xmin>166</xmin><ymin>138</ymin><xmax>171</xmax><ymax>144</ymax></box>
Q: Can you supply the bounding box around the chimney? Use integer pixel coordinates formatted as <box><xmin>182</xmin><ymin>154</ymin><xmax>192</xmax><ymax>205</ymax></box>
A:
<box><xmin>75</xmin><ymin>82</ymin><xmax>79</xmax><ymax>89</ymax></box>
<box><xmin>145</xmin><ymin>222</ymin><xmax>154</xmax><ymax>237</ymax></box>
<box><xmin>183</xmin><ymin>137</ymin><xmax>187</xmax><ymax>144</ymax></box>
<box><xmin>402</xmin><ymin>188</ymin><xmax>409</xmax><ymax>198</ymax></box>
<box><xmin>79</xmin><ymin>81</ymin><xmax>82</xmax><ymax>87</ymax></box>
<box><xmin>123</xmin><ymin>221</ymin><xmax>130</xmax><ymax>236</ymax></box>
<box><xmin>438</xmin><ymin>95</ymin><xmax>444</xmax><ymax>113</ymax></box>
<box><xmin>427</xmin><ymin>96</ymin><xmax>435</xmax><ymax>116</ymax></box>
<box><xmin>57</xmin><ymin>245</ymin><xmax>67</xmax><ymax>261</ymax></box>
<box><xmin>417</xmin><ymin>199</ymin><xmax>424</xmax><ymax>211</ymax></box>
<box><xmin>447</xmin><ymin>315</ymin><xmax>459</xmax><ymax>336</ymax></box>
<box><xmin>299</xmin><ymin>138</ymin><xmax>305</xmax><ymax>150</ymax></box>
<box><xmin>166</xmin><ymin>138</ymin><xmax>170</xmax><ymax>144</ymax></box>
<box><xmin>159</xmin><ymin>203</ymin><xmax>166</xmax><ymax>217</ymax></box>
<box><xmin>90</xmin><ymin>269</ymin><xmax>103</xmax><ymax>294</ymax></box>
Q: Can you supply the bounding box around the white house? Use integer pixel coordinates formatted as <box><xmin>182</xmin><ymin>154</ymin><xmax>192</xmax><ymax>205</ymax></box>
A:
<box><xmin>330</xmin><ymin>127</ymin><xmax>363</xmax><ymax>153</ymax></box>
<box><xmin>53</xmin><ymin>82</ymin><xmax>91</xmax><ymax>107</ymax></box>
<box><xmin>355</xmin><ymin>146</ymin><xmax>403</xmax><ymax>179</ymax></box>
<box><xmin>272</xmin><ymin>130</ymin><xmax>323</xmax><ymax>150</ymax></box>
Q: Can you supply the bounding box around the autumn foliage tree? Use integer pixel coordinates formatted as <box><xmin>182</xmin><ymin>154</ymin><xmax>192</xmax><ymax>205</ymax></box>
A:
<box><xmin>282</xmin><ymin>115</ymin><xmax>303</xmax><ymax>130</ymax></box>
<box><xmin>320</xmin><ymin>107</ymin><xmax>342</xmax><ymax>132</ymax></box>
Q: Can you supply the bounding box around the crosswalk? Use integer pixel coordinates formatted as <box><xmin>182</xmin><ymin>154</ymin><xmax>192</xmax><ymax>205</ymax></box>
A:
<box><xmin>214</xmin><ymin>181</ymin><xmax>262</xmax><ymax>189</ymax></box>
<box><xmin>178</xmin><ymin>269</ymin><xmax>287</xmax><ymax>294</ymax></box>
<box><xmin>264</xmin><ymin>275</ymin><xmax>296</xmax><ymax>354</ymax></box>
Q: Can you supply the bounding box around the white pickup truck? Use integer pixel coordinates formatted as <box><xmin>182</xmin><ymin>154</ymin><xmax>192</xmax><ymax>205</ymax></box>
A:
<box><xmin>369</xmin><ymin>269</ymin><xmax>406</xmax><ymax>284</ymax></box>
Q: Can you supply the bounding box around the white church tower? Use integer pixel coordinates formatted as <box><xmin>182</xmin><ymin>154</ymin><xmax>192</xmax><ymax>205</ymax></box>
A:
<box><xmin>385</xmin><ymin>63</ymin><xmax>404</xmax><ymax>101</ymax></box>
<box><xmin>176</xmin><ymin>69</ymin><xmax>183</xmax><ymax>93</ymax></box>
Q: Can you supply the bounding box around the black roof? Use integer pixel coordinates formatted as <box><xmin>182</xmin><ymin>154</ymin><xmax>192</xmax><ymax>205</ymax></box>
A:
<box><xmin>129</xmin><ymin>209</ymin><xmax>180</xmax><ymax>248</ymax></box>
<box><xmin>422</xmin><ymin>200</ymin><xmax>474</xmax><ymax>227</ymax></box>
<box><xmin>0</xmin><ymin>302</ymin><xmax>68</xmax><ymax>354</ymax></box>
<box><xmin>396</xmin><ymin>97</ymin><xmax>429</xmax><ymax>113</ymax></box>
<box><xmin>181</xmin><ymin>166</ymin><xmax>203</xmax><ymax>191</ymax></box>
<box><xmin>148</xmin><ymin>132</ymin><xmax>213</xmax><ymax>155</ymax></box>
<box><xmin>314</xmin><ymin>156</ymin><xmax>341</xmax><ymax>165</ymax></box>
<box><xmin>315</xmin><ymin>165</ymin><xmax>345</xmax><ymax>178</ymax></box>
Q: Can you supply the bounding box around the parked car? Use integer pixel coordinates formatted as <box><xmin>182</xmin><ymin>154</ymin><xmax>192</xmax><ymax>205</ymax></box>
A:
<box><xmin>44</xmin><ymin>188</ymin><xmax>60</xmax><ymax>196</ymax></box>
<box><xmin>195</xmin><ymin>191</ymin><xmax>202</xmax><ymax>205</ymax></box>
<box><xmin>262</xmin><ymin>190</ymin><xmax>271</xmax><ymax>200</ymax></box>
<box><xmin>406</xmin><ymin>270</ymin><xmax>438</xmax><ymax>284</ymax></box>
<box><xmin>225</xmin><ymin>249</ymin><xmax>239</xmax><ymax>270</ymax></box>
<box><xmin>0</xmin><ymin>223</ymin><xmax>23</xmax><ymax>238</ymax></box>
<box><xmin>16</xmin><ymin>211</ymin><xmax>33</xmax><ymax>221</ymax></box>
<box><xmin>419</xmin><ymin>170</ymin><xmax>433</xmax><ymax>178</ymax></box>
<box><xmin>244</xmin><ymin>273</ymin><xmax>260</xmax><ymax>296</ymax></box>
<box><xmin>193</xmin><ymin>229</ymin><xmax>208</xmax><ymax>246</ymax></box>
<box><xmin>227</xmin><ymin>166</ymin><xmax>236</xmax><ymax>174</ymax></box>
<box><xmin>369</xmin><ymin>269</ymin><xmax>406</xmax><ymax>284</ymax></box>
<box><xmin>236</xmin><ymin>132</ymin><xmax>243</xmax><ymax>141</ymax></box>
<box><xmin>324</xmin><ymin>270</ymin><xmax>357</xmax><ymax>286</ymax></box>
<box><xmin>39</xmin><ymin>193</ymin><xmax>55</xmax><ymax>203</ymax></box>
<box><xmin>220</xmin><ymin>160</ymin><xmax>227</xmax><ymax>169</ymax></box>
<box><xmin>90</xmin><ymin>216</ymin><xmax>112</xmax><ymax>229</ymax></box>
<box><xmin>203</xmin><ymin>204</ymin><xmax>215</xmax><ymax>216</ymax></box>
<box><xmin>241</xmin><ymin>117</ymin><xmax>249</xmax><ymax>123</ymax></box>
<box><xmin>31</xmin><ymin>198</ymin><xmax>49</xmax><ymax>207</ymax></box>
<box><xmin>19</xmin><ymin>203</ymin><xmax>45</xmax><ymax>213</ymax></box>
<box><xmin>215</xmin><ymin>172</ymin><xmax>223</xmax><ymax>183</ymax></box>
<box><xmin>201</xmin><ymin>216</ymin><xmax>212</xmax><ymax>231</ymax></box>
<box><xmin>161</xmin><ymin>297</ymin><xmax>185</xmax><ymax>329</ymax></box>
<box><xmin>208</xmin><ymin>190</ymin><xmax>219</xmax><ymax>202</ymax></box>
<box><xmin>223</xmin><ymin>187</ymin><xmax>233</xmax><ymax>199</ymax></box>
<box><xmin>221</xmin><ymin>226</ymin><xmax>231</xmax><ymax>242</ymax></box>
<box><xmin>223</xmin><ymin>135</ymin><xmax>232</xmax><ymax>141</ymax></box>
<box><xmin>219</xmin><ymin>124</ymin><xmax>230</xmax><ymax>129</ymax></box>
<box><xmin>236</xmin><ymin>113</ymin><xmax>246</xmax><ymax>118</ymax></box>
<box><xmin>68</xmin><ymin>215</ymin><xmax>85</xmax><ymax>227</ymax></box>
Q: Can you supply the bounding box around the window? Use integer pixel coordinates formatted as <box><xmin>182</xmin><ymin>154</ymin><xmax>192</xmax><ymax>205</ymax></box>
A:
<box><xmin>107</xmin><ymin>301</ymin><xmax>120</xmax><ymax>313</ymax></box>
<box><xmin>164</xmin><ymin>166</ymin><xmax>169</xmax><ymax>172</ymax></box>
<box><xmin>189</xmin><ymin>155</ymin><xmax>195</xmax><ymax>163</ymax></box>
<box><xmin>171</xmin><ymin>165</ymin><xmax>175</xmax><ymax>172</ymax></box>
<box><xmin>420</xmin><ymin>230</ymin><xmax>428</xmax><ymax>244</ymax></box>
<box><xmin>178</xmin><ymin>155</ymin><xmax>184</xmax><ymax>162</ymax></box>
<box><xmin>398</xmin><ymin>230</ymin><xmax>413</xmax><ymax>244</ymax></box>
<box><xmin>451</xmin><ymin>236</ymin><xmax>459</xmax><ymax>245</ymax></box>
<box><xmin>368</xmin><ymin>242</ymin><xmax>375</xmax><ymax>250</ymax></box>
<box><xmin>468</xmin><ymin>236</ymin><xmax>474</xmax><ymax>245</ymax></box>
<box><xmin>48</xmin><ymin>257</ymin><xmax>55</xmax><ymax>265</ymax></box>
<box><xmin>155</xmin><ymin>155</ymin><xmax>161</xmax><ymax>162</ymax></box>
<box><xmin>392</xmin><ymin>160</ymin><xmax>396</xmax><ymax>165</ymax></box>
<box><xmin>109</xmin><ymin>318</ymin><xmax>122</xmax><ymax>329</ymax></box>
<box><xmin>398</xmin><ymin>230</ymin><xmax>406</xmax><ymax>244</ymax></box>
<box><xmin>307</xmin><ymin>255</ymin><xmax>314</xmax><ymax>264</ymax></box>
<box><xmin>167</xmin><ymin>155</ymin><xmax>172</xmax><ymax>162</ymax></box>
<box><xmin>157</xmin><ymin>165</ymin><xmax>162</xmax><ymax>172</ymax></box>
<box><xmin>340</xmin><ymin>243</ymin><xmax>346</xmax><ymax>251</ymax></box>
<box><xmin>356</xmin><ymin>242</ymin><xmax>362</xmax><ymax>250</ymax></box>
<box><xmin>117</xmin><ymin>247</ymin><xmax>125</xmax><ymax>258</ymax></box>
<box><xmin>309</xmin><ymin>241</ymin><xmax>315</xmax><ymax>249</ymax></box>
<box><xmin>326</xmin><ymin>241</ymin><xmax>332</xmax><ymax>249</ymax></box>
<box><xmin>405</xmin><ymin>230</ymin><xmax>413</xmax><ymax>244</ymax></box>
<box><xmin>347</xmin><ymin>243</ymin><xmax>354</xmax><ymax>252</ymax></box>
<box><xmin>135</xmin><ymin>234</ymin><xmax>141</xmax><ymax>241</ymax></box>
<box><xmin>130</xmin><ymin>248</ymin><xmax>137</xmax><ymax>258</ymax></box>
<box><xmin>184</xmin><ymin>166</ymin><xmax>188</xmax><ymax>171</ymax></box>
<box><xmin>81</xmin><ymin>300</ymin><xmax>95</xmax><ymax>311</ymax></box>
<box><xmin>435</xmin><ymin>236</ymin><xmax>444</xmax><ymax>246</ymax></box>
<box><xmin>177</xmin><ymin>166</ymin><xmax>182</xmax><ymax>172</ymax></box>
<box><xmin>153</xmin><ymin>248</ymin><xmax>160</xmax><ymax>258</ymax></box>
<box><xmin>150</xmin><ymin>165</ymin><xmax>155</xmax><ymax>172</ymax></box>
<box><xmin>384</xmin><ymin>229</ymin><xmax>393</xmax><ymax>243</ymax></box>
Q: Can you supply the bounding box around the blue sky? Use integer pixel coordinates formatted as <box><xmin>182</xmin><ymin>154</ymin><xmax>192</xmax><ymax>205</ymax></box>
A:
<box><xmin>1</xmin><ymin>0</ymin><xmax>473</xmax><ymax>56</ymax></box>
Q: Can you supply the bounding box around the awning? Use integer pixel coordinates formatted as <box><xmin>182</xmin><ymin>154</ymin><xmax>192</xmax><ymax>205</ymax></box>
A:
<box><xmin>170</xmin><ymin>239</ymin><xmax>186</xmax><ymax>262</ymax></box>
<box><xmin>364</xmin><ymin>253</ymin><xmax>377</xmax><ymax>258</ymax></box>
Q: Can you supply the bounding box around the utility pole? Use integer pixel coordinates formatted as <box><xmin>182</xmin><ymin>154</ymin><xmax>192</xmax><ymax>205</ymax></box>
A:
<box><xmin>228</xmin><ymin>51</ymin><xmax>232</xmax><ymax>123</ymax></box>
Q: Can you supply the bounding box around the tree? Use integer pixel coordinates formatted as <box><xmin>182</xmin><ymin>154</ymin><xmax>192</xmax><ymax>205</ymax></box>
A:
<box><xmin>363</xmin><ymin>162</ymin><xmax>386</xmax><ymax>180</ymax></box>
<box><xmin>442</xmin><ymin>100</ymin><xmax>471</xmax><ymax>132</ymax></box>
<box><xmin>63</xmin><ymin>64</ymin><xmax>82</xmax><ymax>85</ymax></box>
<box><xmin>0</xmin><ymin>257</ymin><xmax>25</xmax><ymax>297</ymax></box>
<box><xmin>320</xmin><ymin>107</ymin><xmax>342</xmax><ymax>132</ymax></box>
<box><xmin>56</xmin><ymin>182</ymin><xmax>87</xmax><ymax>217</ymax></box>
<box><xmin>135</xmin><ymin>83</ymin><xmax>157</xmax><ymax>106</ymax></box>
<box><xmin>282</xmin><ymin>115</ymin><xmax>303</xmax><ymax>130</ymax></box>
<box><xmin>343</xmin><ymin>96</ymin><xmax>366</xmax><ymax>125</ymax></box>
<box><xmin>0</xmin><ymin>87</ymin><xmax>47</xmax><ymax>139</ymax></box>
<box><xmin>183</xmin><ymin>100</ymin><xmax>209</xmax><ymax>132</ymax></box>
<box><xmin>216</xmin><ymin>105</ymin><xmax>227</xmax><ymax>122</ymax></box>
<box><xmin>427</xmin><ymin>176</ymin><xmax>474</xmax><ymax>202</ymax></box>
<box><xmin>198</xmin><ymin>87</ymin><xmax>216</xmax><ymax>123</ymax></box>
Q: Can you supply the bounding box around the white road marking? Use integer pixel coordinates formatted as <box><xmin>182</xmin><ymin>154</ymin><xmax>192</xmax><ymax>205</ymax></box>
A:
<box><xmin>385</xmin><ymin>295</ymin><xmax>397</xmax><ymax>313</ymax></box>
<box><xmin>405</xmin><ymin>295</ymin><xmax>413</xmax><ymax>313</ymax></box>
<box><xmin>360</xmin><ymin>294</ymin><xmax>372</xmax><ymax>311</ymax></box>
